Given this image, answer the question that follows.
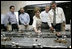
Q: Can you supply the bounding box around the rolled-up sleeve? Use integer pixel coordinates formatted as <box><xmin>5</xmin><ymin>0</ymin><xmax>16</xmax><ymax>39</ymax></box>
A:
<box><xmin>61</xmin><ymin>8</ymin><xmax>66</xmax><ymax>22</ymax></box>
<box><xmin>32</xmin><ymin>17</ymin><xmax>36</xmax><ymax>28</ymax></box>
<box><xmin>47</xmin><ymin>13</ymin><xmax>52</xmax><ymax>27</ymax></box>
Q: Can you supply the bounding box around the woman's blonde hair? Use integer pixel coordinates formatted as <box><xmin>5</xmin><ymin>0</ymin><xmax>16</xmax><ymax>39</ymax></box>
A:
<box><xmin>34</xmin><ymin>7</ymin><xmax>41</xmax><ymax>13</ymax></box>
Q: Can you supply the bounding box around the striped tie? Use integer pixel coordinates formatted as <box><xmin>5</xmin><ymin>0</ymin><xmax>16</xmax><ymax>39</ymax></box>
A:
<box><xmin>53</xmin><ymin>9</ymin><xmax>56</xmax><ymax>26</ymax></box>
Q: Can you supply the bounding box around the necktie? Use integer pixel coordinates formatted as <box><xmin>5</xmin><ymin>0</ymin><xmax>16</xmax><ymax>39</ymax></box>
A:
<box><xmin>53</xmin><ymin>9</ymin><xmax>56</xmax><ymax>26</ymax></box>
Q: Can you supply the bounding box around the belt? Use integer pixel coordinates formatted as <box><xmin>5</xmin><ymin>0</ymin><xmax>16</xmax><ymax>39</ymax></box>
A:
<box><xmin>51</xmin><ymin>23</ymin><xmax>61</xmax><ymax>25</ymax></box>
<box><xmin>42</xmin><ymin>22</ymin><xmax>48</xmax><ymax>24</ymax></box>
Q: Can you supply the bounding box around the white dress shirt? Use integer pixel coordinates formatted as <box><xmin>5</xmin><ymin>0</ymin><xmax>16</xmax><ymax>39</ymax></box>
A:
<box><xmin>32</xmin><ymin>15</ymin><xmax>42</xmax><ymax>28</ymax></box>
<box><xmin>1</xmin><ymin>14</ymin><xmax>5</xmax><ymax>24</ymax></box>
<box><xmin>49</xmin><ymin>7</ymin><xmax>66</xmax><ymax>26</ymax></box>
<box><xmin>40</xmin><ymin>11</ymin><xmax>52</xmax><ymax>27</ymax></box>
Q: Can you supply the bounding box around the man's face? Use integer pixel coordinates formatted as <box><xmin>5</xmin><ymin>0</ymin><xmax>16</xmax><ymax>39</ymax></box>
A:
<box><xmin>51</xmin><ymin>3</ymin><xmax>56</xmax><ymax>9</ymax></box>
<box><xmin>10</xmin><ymin>7</ymin><xmax>15</xmax><ymax>12</ymax></box>
<box><xmin>20</xmin><ymin>8</ymin><xmax>24</xmax><ymax>13</ymax></box>
<box><xmin>45</xmin><ymin>6</ymin><xmax>50</xmax><ymax>13</ymax></box>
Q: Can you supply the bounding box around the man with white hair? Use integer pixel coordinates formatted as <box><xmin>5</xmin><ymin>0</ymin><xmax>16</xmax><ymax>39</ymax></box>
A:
<box><xmin>40</xmin><ymin>5</ymin><xmax>52</xmax><ymax>29</ymax></box>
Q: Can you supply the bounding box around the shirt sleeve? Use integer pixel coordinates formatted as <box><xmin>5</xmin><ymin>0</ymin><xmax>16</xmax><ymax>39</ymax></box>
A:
<box><xmin>32</xmin><ymin>17</ymin><xmax>36</xmax><ymax>28</ymax></box>
<box><xmin>19</xmin><ymin>15</ymin><xmax>24</xmax><ymax>25</ymax></box>
<box><xmin>40</xmin><ymin>12</ymin><xmax>43</xmax><ymax>21</ymax></box>
<box><xmin>16</xmin><ymin>15</ymin><xmax>19</xmax><ymax>25</ymax></box>
<box><xmin>4</xmin><ymin>13</ymin><xmax>9</xmax><ymax>26</ymax></box>
<box><xmin>1</xmin><ymin>14</ymin><xmax>4</xmax><ymax>24</ymax></box>
<box><xmin>27</xmin><ymin>14</ymin><xmax>30</xmax><ymax>25</ymax></box>
<box><xmin>47</xmin><ymin>13</ymin><xmax>52</xmax><ymax>27</ymax></box>
<box><xmin>61</xmin><ymin>8</ymin><xmax>66</xmax><ymax>22</ymax></box>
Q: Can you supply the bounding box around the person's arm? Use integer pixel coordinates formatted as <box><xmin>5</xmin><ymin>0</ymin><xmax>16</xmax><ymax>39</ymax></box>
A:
<box><xmin>4</xmin><ymin>14</ymin><xmax>9</xmax><ymax>26</ymax></box>
<box><xmin>32</xmin><ymin>17</ymin><xmax>36</xmax><ymax>32</ymax></box>
<box><xmin>40</xmin><ymin>12</ymin><xmax>43</xmax><ymax>22</ymax></box>
<box><xmin>33</xmin><ymin>27</ymin><xmax>38</xmax><ymax>33</ymax></box>
<box><xmin>32</xmin><ymin>17</ymin><xmax>39</xmax><ymax>33</ymax></box>
<box><xmin>1</xmin><ymin>14</ymin><xmax>4</xmax><ymax>24</ymax></box>
<box><xmin>3</xmin><ymin>14</ymin><xmax>10</xmax><ymax>31</ymax></box>
<box><xmin>17</xmin><ymin>16</ymin><xmax>20</xmax><ymax>25</ymax></box>
<box><xmin>47</xmin><ymin>13</ymin><xmax>52</xmax><ymax>27</ymax></box>
<box><xmin>17</xmin><ymin>20</ymin><xmax>19</xmax><ymax>25</ymax></box>
<box><xmin>48</xmin><ymin>13</ymin><xmax>54</xmax><ymax>31</ymax></box>
<box><xmin>19</xmin><ymin>15</ymin><xmax>24</xmax><ymax>25</ymax></box>
<box><xmin>61</xmin><ymin>8</ymin><xmax>66</xmax><ymax>23</ymax></box>
<box><xmin>27</xmin><ymin>14</ymin><xmax>30</xmax><ymax>25</ymax></box>
<box><xmin>61</xmin><ymin>8</ymin><xmax>66</xmax><ymax>29</ymax></box>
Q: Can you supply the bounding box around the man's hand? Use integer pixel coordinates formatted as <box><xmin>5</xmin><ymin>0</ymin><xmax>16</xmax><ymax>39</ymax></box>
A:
<box><xmin>62</xmin><ymin>21</ymin><xmax>66</xmax><ymax>31</ymax></box>
<box><xmin>35</xmin><ymin>30</ymin><xmax>41</xmax><ymax>35</ymax></box>
<box><xmin>63</xmin><ymin>21</ymin><xmax>66</xmax><ymax>27</ymax></box>
<box><xmin>50</xmin><ymin>27</ymin><xmax>54</xmax><ymax>31</ymax></box>
<box><xmin>56</xmin><ymin>32</ymin><xmax>61</xmax><ymax>36</ymax></box>
<box><xmin>18</xmin><ymin>25</ymin><xmax>19</xmax><ymax>28</ymax></box>
<box><xmin>7</xmin><ymin>25</ymin><xmax>9</xmax><ymax>31</ymax></box>
<box><xmin>38</xmin><ymin>30</ymin><xmax>41</xmax><ymax>33</ymax></box>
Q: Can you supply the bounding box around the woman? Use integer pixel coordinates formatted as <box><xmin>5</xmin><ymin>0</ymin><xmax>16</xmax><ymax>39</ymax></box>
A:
<box><xmin>32</xmin><ymin>7</ymin><xmax>42</xmax><ymax>35</ymax></box>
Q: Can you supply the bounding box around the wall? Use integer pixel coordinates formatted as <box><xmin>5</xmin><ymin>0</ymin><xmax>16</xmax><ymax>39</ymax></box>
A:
<box><xmin>1</xmin><ymin>1</ymin><xmax>26</xmax><ymax>14</ymax></box>
<box><xmin>1</xmin><ymin>1</ymin><xmax>70</xmax><ymax>14</ymax></box>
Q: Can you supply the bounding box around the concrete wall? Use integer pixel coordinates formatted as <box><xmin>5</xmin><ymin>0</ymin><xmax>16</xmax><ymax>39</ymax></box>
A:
<box><xmin>1</xmin><ymin>1</ymin><xmax>26</xmax><ymax>14</ymax></box>
<box><xmin>1</xmin><ymin>1</ymin><xmax>70</xmax><ymax>14</ymax></box>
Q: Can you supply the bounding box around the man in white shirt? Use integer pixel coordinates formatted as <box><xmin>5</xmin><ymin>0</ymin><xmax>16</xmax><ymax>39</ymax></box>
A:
<box><xmin>49</xmin><ymin>1</ymin><xmax>66</xmax><ymax>36</ymax></box>
<box><xmin>40</xmin><ymin>6</ymin><xmax>52</xmax><ymax>29</ymax></box>
<box><xmin>1</xmin><ymin>14</ymin><xmax>7</xmax><ymax>31</ymax></box>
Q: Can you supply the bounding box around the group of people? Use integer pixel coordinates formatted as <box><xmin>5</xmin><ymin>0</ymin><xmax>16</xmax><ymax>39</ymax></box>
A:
<box><xmin>1</xmin><ymin>1</ymin><xmax>66</xmax><ymax>36</ymax></box>
<box><xmin>1</xmin><ymin>6</ymin><xmax>30</xmax><ymax>32</ymax></box>
<box><xmin>32</xmin><ymin>1</ymin><xmax>66</xmax><ymax>36</ymax></box>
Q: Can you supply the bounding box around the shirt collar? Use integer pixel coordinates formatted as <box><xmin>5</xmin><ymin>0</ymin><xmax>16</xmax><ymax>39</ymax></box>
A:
<box><xmin>21</xmin><ymin>12</ymin><xmax>25</xmax><ymax>14</ymax></box>
<box><xmin>52</xmin><ymin>7</ymin><xmax>57</xmax><ymax>11</ymax></box>
<box><xmin>10</xmin><ymin>11</ymin><xmax>14</xmax><ymax>14</ymax></box>
<box><xmin>45</xmin><ymin>11</ymin><xmax>48</xmax><ymax>13</ymax></box>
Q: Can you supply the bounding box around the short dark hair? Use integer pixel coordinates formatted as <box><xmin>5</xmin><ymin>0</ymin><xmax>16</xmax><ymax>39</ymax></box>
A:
<box><xmin>9</xmin><ymin>5</ymin><xmax>15</xmax><ymax>9</ymax></box>
<box><xmin>51</xmin><ymin>1</ymin><xmax>57</xmax><ymax>5</ymax></box>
